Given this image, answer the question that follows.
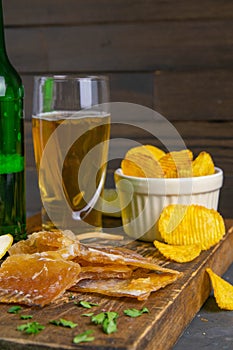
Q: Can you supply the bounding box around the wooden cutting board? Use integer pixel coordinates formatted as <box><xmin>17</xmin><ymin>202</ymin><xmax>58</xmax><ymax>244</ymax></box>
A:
<box><xmin>0</xmin><ymin>217</ymin><xmax>232</xmax><ymax>350</ymax></box>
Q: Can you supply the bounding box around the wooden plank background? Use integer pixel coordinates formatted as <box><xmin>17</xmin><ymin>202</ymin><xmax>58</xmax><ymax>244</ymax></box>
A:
<box><xmin>2</xmin><ymin>0</ymin><xmax>233</xmax><ymax>218</ymax></box>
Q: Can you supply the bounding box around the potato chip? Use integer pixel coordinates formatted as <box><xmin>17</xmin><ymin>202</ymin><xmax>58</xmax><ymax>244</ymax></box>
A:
<box><xmin>158</xmin><ymin>204</ymin><xmax>225</xmax><ymax>250</ymax></box>
<box><xmin>192</xmin><ymin>151</ymin><xmax>215</xmax><ymax>177</ymax></box>
<box><xmin>125</xmin><ymin>145</ymin><xmax>165</xmax><ymax>161</ymax></box>
<box><xmin>154</xmin><ymin>240</ymin><xmax>201</xmax><ymax>263</ymax></box>
<box><xmin>144</xmin><ymin>145</ymin><xmax>166</xmax><ymax>160</ymax></box>
<box><xmin>121</xmin><ymin>159</ymin><xmax>147</xmax><ymax>177</ymax></box>
<box><xmin>206</xmin><ymin>268</ymin><xmax>233</xmax><ymax>310</ymax></box>
<box><xmin>159</xmin><ymin>149</ymin><xmax>193</xmax><ymax>178</ymax></box>
<box><xmin>121</xmin><ymin>150</ymin><xmax>164</xmax><ymax>178</ymax></box>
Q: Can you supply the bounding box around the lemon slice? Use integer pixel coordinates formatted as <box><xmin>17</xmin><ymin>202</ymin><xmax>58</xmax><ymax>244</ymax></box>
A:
<box><xmin>0</xmin><ymin>234</ymin><xmax>14</xmax><ymax>259</ymax></box>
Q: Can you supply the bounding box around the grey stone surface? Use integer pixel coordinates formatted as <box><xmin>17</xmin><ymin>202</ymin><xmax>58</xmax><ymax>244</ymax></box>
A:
<box><xmin>174</xmin><ymin>264</ymin><xmax>233</xmax><ymax>349</ymax></box>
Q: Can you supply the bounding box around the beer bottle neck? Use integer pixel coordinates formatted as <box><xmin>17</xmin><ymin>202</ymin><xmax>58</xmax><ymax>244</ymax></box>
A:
<box><xmin>0</xmin><ymin>0</ymin><xmax>7</xmax><ymax>57</ymax></box>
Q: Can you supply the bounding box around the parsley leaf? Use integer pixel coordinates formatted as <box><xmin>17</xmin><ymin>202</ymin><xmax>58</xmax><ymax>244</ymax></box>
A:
<box><xmin>106</xmin><ymin>311</ymin><xmax>119</xmax><ymax>321</ymax></box>
<box><xmin>73</xmin><ymin>330</ymin><xmax>95</xmax><ymax>344</ymax></box>
<box><xmin>103</xmin><ymin>312</ymin><xmax>118</xmax><ymax>334</ymax></box>
<box><xmin>20</xmin><ymin>315</ymin><xmax>33</xmax><ymax>320</ymax></box>
<box><xmin>103</xmin><ymin>318</ymin><xmax>117</xmax><ymax>334</ymax></box>
<box><xmin>49</xmin><ymin>318</ymin><xmax>77</xmax><ymax>328</ymax></box>
<box><xmin>78</xmin><ymin>300</ymin><xmax>99</xmax><ymax>309</ymax></box>
<box><xmin>91</xmin><ymin>312</ymin><xmax>106</xmax><ymax>325</ymax></box>
<box><xmin>91</xmin><ymin>311</ymin><xmax>118</xmax><ymax>334</ymax></box>
<box><xmin>124</xmin><ymin>307</ymin><xmax>149</xmax><ymax>318</ymax></box>
<box><xmin>17</xmin><ymin>322</ymin><xmax>45</xmax><ymax>335</ymax></box>
<box><xmin>8</xmin><ymin>306</ymin><xmax>22</xmax><ymax>314</ymax></box>
<box><xmin>81</xmin><ymin>312</ymin><xmax>94</xmax><ymax>317</ymax></box>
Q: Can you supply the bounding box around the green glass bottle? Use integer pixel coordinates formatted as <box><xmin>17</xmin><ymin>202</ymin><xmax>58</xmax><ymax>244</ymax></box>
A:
<box><xmin>0</xmin><ymin>0</ymin><xmax>26</xmax><ymax>241</ymax></box>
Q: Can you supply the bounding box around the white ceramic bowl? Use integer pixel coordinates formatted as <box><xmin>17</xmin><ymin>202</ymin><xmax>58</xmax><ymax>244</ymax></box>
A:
<box><xmin>114</xmin><ymin>167</ymin><xmax>223</xmax><ymax>242</ymax></box>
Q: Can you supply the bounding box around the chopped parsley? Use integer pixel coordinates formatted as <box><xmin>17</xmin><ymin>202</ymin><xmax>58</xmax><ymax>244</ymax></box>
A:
<box><xmin>17</xmin><ymin>322</ymin><xmax>45</xmax><ymax>335</ymax></box>
<box><xmin>73</xmin><ymin>330</ymin><xmax>95</xmax><ymax>344</ymax></box>
<box><xmin>92</xmin><ymin>311</ymin><xmax>118</xmax><ymax>334</ymax></box>
<box><xmin>20</xmin><ymin>315</ymin><xmax>33</xmax><ymax>320</ymax></box>
<box><xmin>77</xmin><ymin>300</ymin><xmax>99</xmax><ymax>309</ymax></box>
<box><xmin>8</xmin><ymin>305</ymin><xmax>22</xmax><ymax>314</ymax></box>
<box><xmin>124</xmin><ymin>307</ymin><xmax>149</xmax><ymax>318</ymax></box>
<box><xmin>49</xmin><ymin>318</ymin><xmax>77</xmax><ymax>328</ymax></box>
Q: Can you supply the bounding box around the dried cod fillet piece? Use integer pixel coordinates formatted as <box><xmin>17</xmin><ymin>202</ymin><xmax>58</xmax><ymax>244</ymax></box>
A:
<box><xmin>192</xmin><ymin>151</ymin><xmax>215</xmax><ymax>177</ymax></box>
<box><xmin>70</xmin><ymin>270</ymin><xmax>180</xmax><ymax>300</ymax></box>
<box><xmin>0</xmin><ymin>254</ymin><xmax>81</xmax><ymax>306</ymax></box>
<box><xmin>206</xmin><ymin>268</ymin><xmax>233</xmax><ymax>310</ymax></box>
<box><xmin>158</xmin><ymin>149</ymin><xmax>193</xmax><ymax>178</ymax></box>
<box><xmin>9</xmin><ymin>230</ymin><xmax>179</xmax><ymax>275</ymax></box>
<box><xmin>9</xmin><ymin>230</ymin><xmax>77</xmax><ymax>255</ymax></box>
<box><xmin>39</xmin><ymin>244</ymin><xmax>81</xmax><ymax>261</ymax></box>
<box><xmin>79</xmin><ymin>265</ymin><xmax>132</xmax><ymax>280</ymax></box>
<box><xmin>73</xmin><ymin>244</ymin><xmax>180</xmax><ymax>275</ymax></box>
<box><xmin>159</xmin><ymin>204</ymin><xmax>225</xmax><ymax>250</ymax></box>
<box><xmin>154</xmin><ymin>240</ymin><xmax>202</xmax><ymax>263</ymax></box>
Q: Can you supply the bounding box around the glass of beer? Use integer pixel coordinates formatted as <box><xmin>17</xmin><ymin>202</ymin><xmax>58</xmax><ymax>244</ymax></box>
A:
<box><xmin>32</xmin><ymin>75</ymin><xmax>110</xmax><ymax>234</ymax></box>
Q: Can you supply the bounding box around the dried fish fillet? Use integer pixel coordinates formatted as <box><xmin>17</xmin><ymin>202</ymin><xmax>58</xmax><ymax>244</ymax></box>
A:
<box><xmin>9</xmin><ymin>230</ymin><xmax>77</xmax><ymax>255</ymax></box>
<box><xmin>9</xmin><ymin>230</ymin><xmax>180</xmax><ymax>275</ymax></box>
<box><xmin>74</xmin><ymin>244</ymin><xmax>180</xmax><ymax>275</ymax></box>
<box><xmin>9</xmin><ymin>231</ymin><xmax>179</xmax><ymax>275</ymax></box>
<box><xmin>0</xmin><ymin>254</ymin><xmax>81</xmax><ymax>306</ymax></box>
<box><xmin>79</xmin><ymin>265</ymin><xmax>132</xmax><ymax>280</ymax></box>
<box><xmin>1</xmin><ymin>230</ymin><xmax>181</xmax><ymax>306</ymax></box>
<box><xmin>70</xmin><ymin>271</ymin><xmax>179</xmax><ymax>300</ymax></box>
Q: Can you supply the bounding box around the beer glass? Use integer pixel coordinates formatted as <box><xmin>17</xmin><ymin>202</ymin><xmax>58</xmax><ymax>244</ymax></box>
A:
<box><xmin>32</xmin><ymin>75</ymin><xmax>110</xmax><ymax>233</ymax></box>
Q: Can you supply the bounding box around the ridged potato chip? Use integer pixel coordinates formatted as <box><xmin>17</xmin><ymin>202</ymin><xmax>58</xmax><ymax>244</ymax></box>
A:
<box><xmin>206</xmin><ymin>268</ymin><xmax>233</xmax><ymax>310</ymax></box>
<box><xmin>154</xmin><ymin>240</ymin><xmax>202</xmax><ymax>263</ymax></box>
<box><xmin>158</xmin><ymin>204</ymin><xmax>225</xmax><ymax>250</ymax></box>
<box><xmin>121</xmin><ymin>145</ymin><xmax>217</xmax><ymax>179</ymax></box>
<box><xmin>125</xmin><ymin>145</ymin><xmax>165</xmax><ymax>161</ymax></box>
<box><xmin>159</xmin><ymin>150</ymin><xmax>193</xmax><ymax>178</ymax></box>
<box><xmin>121</xmin><ymin>159</ymin><xmax>146</xmax><ymax>177</ymax></box>
<box><xmin>122</xmin><ymin>149</ymin><xmax>164</xmax><ymax>178</ymax></box>
<box><xmin>143</xmin><ymin>145</ymin><xmax>166</xmax><ymax>161</ymax></box>
<box><xmin>192</xmin><ymin>151</ymin><xmax>215</xmax><ymax>177</ymax></box>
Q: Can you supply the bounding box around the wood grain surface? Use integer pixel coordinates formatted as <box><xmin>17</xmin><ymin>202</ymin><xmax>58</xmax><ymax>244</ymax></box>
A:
<box><xmin>2</xmin><ymin>0</ymin><xmax>232</xmax><ymax>217</ymax></box>
<box><xmin>3</xmin><ymin>0</ymin><xmax>233</xmax><ymax>25</ymax></box>
<box><xmin>0</xmin><ymin>217</ymin><xmax>232</xmax><ymax>350</ymax></box>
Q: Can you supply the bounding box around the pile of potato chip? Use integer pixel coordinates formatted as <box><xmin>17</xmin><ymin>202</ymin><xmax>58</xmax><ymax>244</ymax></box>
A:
<box><xmin>154</xmin><ymin>204</ymin><xmax>225</xmax><ymax>262</ymax></box>
<box><xmin>120</xmin><ymin>144</ymin><xmax>233</xmax><ymax>310</ymax></box>
<box><xmin>121</xmin><ymin>144</ymin><xmax>222</xmax><ymax>261</ymax></box>
<box><xmin>121</xmin><ymin>145</ymin><xmax>215</xmax><ymax>178</ymax></box>
<box><xmin>153</xmin><ymin>204</ymin><xmax>233</xmax><ymax>310</ymax></box>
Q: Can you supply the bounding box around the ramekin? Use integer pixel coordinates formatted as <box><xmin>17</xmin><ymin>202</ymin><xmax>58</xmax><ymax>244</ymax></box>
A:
<box><xmin>114</xmin><ymin>167</ymin><xmax>223</xmax><ymax>242</ymax></box>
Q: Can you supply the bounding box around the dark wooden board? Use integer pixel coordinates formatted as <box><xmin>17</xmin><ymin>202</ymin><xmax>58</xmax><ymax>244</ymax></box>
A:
<box><xmin>5</xmin><ymin>20</ymin><xmax>233</xmax><ymax>73</ymax></box>
<box><xmin>154</xmin><ymin>69</ymin><xmax>233</xmax><ymax>121</ymax></box>
<box><xmin>0</xmin><ymin>217</ymin><xmax>232</xmax><ymax>350</ymax></box>
<box><xmin>3</xmin><ymin>0</ymin><xmax>233</xmax><ymax>26</ymax></box>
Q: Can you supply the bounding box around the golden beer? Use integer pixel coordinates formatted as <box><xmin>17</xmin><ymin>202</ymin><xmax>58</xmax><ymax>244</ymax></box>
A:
<box><xmin>32</xmin><ymin>111</ymin><xmax>110</xmax><ymax>232</ymax></box>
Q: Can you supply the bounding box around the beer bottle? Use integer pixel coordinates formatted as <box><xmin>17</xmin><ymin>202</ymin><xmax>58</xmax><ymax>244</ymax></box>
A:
<box><xmin>0</xmin><ymin>0</ymin><xmax>26</xmax><ymax>241</ymax></box>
